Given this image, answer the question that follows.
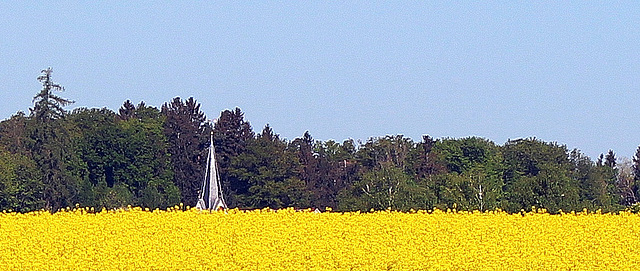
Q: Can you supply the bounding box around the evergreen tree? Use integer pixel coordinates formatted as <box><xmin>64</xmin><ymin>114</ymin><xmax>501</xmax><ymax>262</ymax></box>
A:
<box><xmin>605</xmin><ymin>150</ymin><xmax>616</xmax><ymax>168</ymax></box>
<box><xmin>290</xmin><ymin>132</ymin><xmax>356</xmax><ymax>209</ymax></box>
<box><xmin>603</xmin><ymin>149</ymin><xmax>619</xmax><ymax>209</ymax></box>
<box><xmin>28</xmin><ymin>68</ymin><xmax>80</xmax><ymax>211</ymax></box>
<box><xmin>407</xmin><ymin>135</ymin><xmax>445</xmax><ymax>182</ymax></box>
<box><xmin>161</xmin><ymin>97</ymin><xmax>209</xmax><ymax>206</ymax></box>
<box><xmin>230</xmin><ymin>125</ymin><xmax>309</xmax><ymax>209</ymax></box>
<box><xmin>597</xmin><ymin>154</ymin><xmax>604</xmax><ymax>167</ymax></box>
<box><xmin>213</xmin><ymin>107</ymin><xmax>254</xmax><ymax>207</ymax></box>
<box><xmin>31</xmin><ymin>68</ymin><xmax>74</xmax><ymax>122</ymax></box>
<box><xmin>403</xmin><ymin>135</ymin><xmax>445</xmax><ymax>210</ymax></box>
<box><xmin>290</xmin><ymin>131</ymin><xmax>321</xmax><ymax>205</ymax></box>
<box><xmin>118</xmin><ymin>100</ymin><xmax>136</xmax><ymax>121</ymax></box>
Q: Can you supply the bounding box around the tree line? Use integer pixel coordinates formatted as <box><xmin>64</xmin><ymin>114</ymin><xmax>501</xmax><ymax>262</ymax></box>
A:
<box><xmin>1</xmin><ymin>68</ymin><xmax>639</xmax><ymax>213</ymax></box>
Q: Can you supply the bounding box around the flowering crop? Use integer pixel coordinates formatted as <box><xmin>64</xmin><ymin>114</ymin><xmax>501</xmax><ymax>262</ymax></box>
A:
<box><xmin>0</xmin><ymin>207</ymin><xmax>639</xmax><ymax>270</ymax></box>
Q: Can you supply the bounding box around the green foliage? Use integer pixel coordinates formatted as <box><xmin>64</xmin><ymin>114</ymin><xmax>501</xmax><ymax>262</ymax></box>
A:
<box><xmin>290</xmin><ymin>132</ymin><xmax>357</xmax><ymax>209</ymax></box>
<box><xmin>428</xmin><ymin>137</ymin><xmax>505</xmax><ymax>211</ymax></box>
<box><xmin>213</xmin><ymin>108</ymin><xmax>254</xmax><ymax>207</ymax></box>
<box><xmin>633</xmin><ymin>146</ymin><xmax>640</xmax><ymax>186</ymax></box>
<box><xmin>1</xmin><ymin>68</ymin><xmax>637</xmax><ymax>213</ymax></box>
<box><xmin>30</xmin><ymin>68</ymin><xmax>74</xmax><ymax>123</ymax></box>
<box><xmin>356</xmin><ymin>135</ymin><xmax>414</xmax><ymax>170</ymax></box>
<box><xmin>618</xmin><ymin>157</ymin><xmax>638</xmax><ymax>205</ymax></box>
<box><xmin>28</xmin><ymin>68</ymin><xmax>81</xmax><ymax>211</ymax></box>
<box><xmin>230</xmin><ymin>125</ymin><xmax>310</xmax><ymax>209</ymax></box>
<box><xmin>434</xmin><ymin>137</ymin><xmax>497</xmax><ymax>174</ymax></box>
<box><xmin>406</xmin><ymin>135</ymin><xmax>445</xmax><ymax>181</ymax></box>
<box><xmin>310</xmin><ymin>139</ymin><xmax>359</xmax><ymax>211</ymax></box>
<box><xmin>161</xmin><ymin>97</ymin><xmax>209</xmax><ymax>207</ymax></box>
<box><xmin>0</xmin><ymin>147</ymin><xmax>44</xmax><ymax>212</ymax></box>
<box><xmin>69</xmin><ymin>108</ymin><xmax>122</xmax><ymax>186</ymax></box>
<box><xmin>348</xmin><ymin>163</ymin><xmax>424</xmax><ymax>211</ymax></box>
<box><xmin>67</xmin><ymin>103</ymin><xmax>180</xmax><ymax>210</ymax></box>
<box><xmin>340</xmin><ymin>135</ymin><xmax>431</xmax><ymax>211</ymax></box>
<box><xmin>115</xmin><ymin>103</ymin><xmax>179</xmax><ymax>209</ymax></box>
<box><xmin>0</xmin><ymin>112</ymin><xmax>31</xmax><ymax>155</ymax></box>
<box><xmin>571</xmin><ymin>149</ymin><xmax>619</xmax><ymax>212</ymax></box>
<box><xmin>502</xmin><ymin>138</ymin><xmax>580</xmax><ymax>213</ymax></box>
<box><xmin>93</xmin><ymin>183</ymin><xmax>134</xmax><ymax>209</ymax></box>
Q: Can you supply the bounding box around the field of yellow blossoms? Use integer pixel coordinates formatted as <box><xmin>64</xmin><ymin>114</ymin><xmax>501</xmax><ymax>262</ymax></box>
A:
<box><xmin>0</xmin><ymin>206</ymin><xmax>639</xmax><ymax>270</ymax></box>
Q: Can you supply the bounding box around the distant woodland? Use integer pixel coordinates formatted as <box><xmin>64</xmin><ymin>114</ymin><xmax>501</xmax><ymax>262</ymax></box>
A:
<box><xmin>1</xmin><ymin>68</ymin><xmax>639</xmax><ymax>213</ymax></box>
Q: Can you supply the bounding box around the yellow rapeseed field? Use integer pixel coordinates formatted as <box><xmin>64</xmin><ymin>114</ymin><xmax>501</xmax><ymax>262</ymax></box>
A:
<box><xmin>0</xmin><ymin>206</ymin><xmax>638</xmax><ymax>270</ymax></box>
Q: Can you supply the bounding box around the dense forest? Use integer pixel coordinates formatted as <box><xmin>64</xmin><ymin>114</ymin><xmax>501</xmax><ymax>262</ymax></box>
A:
<box><xmin>1</xmin><ymin>68</ymin><xmax>639</xmax><ymax>213</ymax></box>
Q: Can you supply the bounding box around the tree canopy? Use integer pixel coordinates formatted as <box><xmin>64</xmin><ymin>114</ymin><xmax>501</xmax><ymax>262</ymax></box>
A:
<box><xmin>0</xmin><ymin>68</ymin><xmax>638</xmax><ymax>213</ymax></box>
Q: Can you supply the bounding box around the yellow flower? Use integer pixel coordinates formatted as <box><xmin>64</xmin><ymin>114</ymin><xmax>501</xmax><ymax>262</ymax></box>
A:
<box><xmin>0</xmin><ymin>207</ymin><xmax>638</xmax><ymax>270</ymax></box>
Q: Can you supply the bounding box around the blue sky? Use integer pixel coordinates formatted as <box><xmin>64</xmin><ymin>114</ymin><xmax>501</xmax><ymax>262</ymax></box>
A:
<box><xmin>1</xmin><ymin>2</ymin><xmax>639</xmax><ymax>159</ymax></box>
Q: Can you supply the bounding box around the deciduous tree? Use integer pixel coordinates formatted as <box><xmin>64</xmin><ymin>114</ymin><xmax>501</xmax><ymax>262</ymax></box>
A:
<box><xmin>502</xmin><ymin>138</ymin><xmax>579</xmax><ymax>213</ymax></box>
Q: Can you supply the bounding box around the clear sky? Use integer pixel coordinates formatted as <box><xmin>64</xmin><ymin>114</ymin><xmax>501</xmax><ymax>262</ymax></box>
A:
<box><xmin>1</xmin><ymin>2</ymin><xmax>639</xmax><ymax>159</ymax></box>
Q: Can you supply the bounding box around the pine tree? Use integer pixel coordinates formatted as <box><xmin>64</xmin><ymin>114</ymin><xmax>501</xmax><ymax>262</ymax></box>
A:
<box><xmin>597</xmin><ymin>154</ymin><xmax>604</xmax><ymax>167</ymax></box>
<box><xmin>31</xmin><ymin>68</ymin><xmax>74</xmax><ymax>122</ymax></box>
<box><xmin>28</xmin><ymin>68</ymin><xmax>78</xmax><ymax>211</ymax></box>
<box><xmin>291</xmin><ymin>131</ymin><xmax>344</xmax><ymax>208</ymax></box>
<box><xmin>118</xmin><ymin>100</ymin><xmax>136</xmax><ymax>120</ymax></box>
<box><xmin>290</xmin><ymin>131</ymin><xmax>317</xmax><ymax>199</ymax></box>
<box><xmin>161</xmin><ymin>97</ymin><xmax>209</xmax><ymax>206</ymax></box>
<box><xmin>231</xmin><ymin>124</ymin><xmax>309</xmax><ymax>209</ymax></box>
<box><xmin>605</xmin><ymin>150</ymin><xmax>616</xmax><ymax>168</ymax></box>
<box><xmin>213</xmin><ymin>108</ymin><xmax>254</xmax><ymax>207</ymax></box>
